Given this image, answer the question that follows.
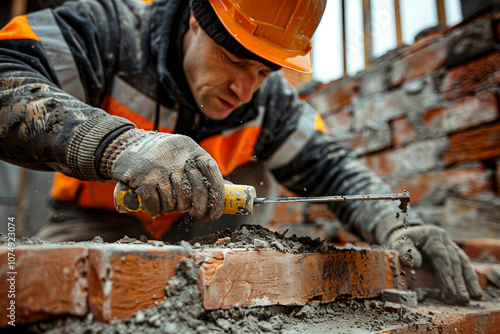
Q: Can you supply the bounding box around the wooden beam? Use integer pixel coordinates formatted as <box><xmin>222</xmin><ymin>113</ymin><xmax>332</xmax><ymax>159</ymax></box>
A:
<box><xmin>394</xmin><ymin>0</ymin><xmax>403</xmax><ymax>46</ymax></box>
<box><xmin>362</xmin><ymin>0</ymin><xmax>373</xmax><ymax>67</ymax></box>
<box><xmin>436</xmin><ymin>0</ymin><xmax>447</xmax><ymax>25</ymax></box>
<box><xmin>341</xmin><ymin>0</ymin><xmax>347</xmax><ymax>74</ymax></box>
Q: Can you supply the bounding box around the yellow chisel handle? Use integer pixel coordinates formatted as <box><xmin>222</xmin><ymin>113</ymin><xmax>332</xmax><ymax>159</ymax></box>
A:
<box><xmin>113</xmin><ymin>182</ymin><xmax>256</xmax><ymax>215</ymax></box>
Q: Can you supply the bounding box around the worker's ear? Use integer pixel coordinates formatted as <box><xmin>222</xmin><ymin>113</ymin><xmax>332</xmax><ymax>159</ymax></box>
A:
<box><xmin>189</xmin><ymin>11</ymin><xmax>200</xmax><ymax>34</ymax></box>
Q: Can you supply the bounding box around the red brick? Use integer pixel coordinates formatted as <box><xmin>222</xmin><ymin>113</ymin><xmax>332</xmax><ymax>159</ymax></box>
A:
<box><xmin>462</xmin><ymin>239</ymin><xmax>500</xmax><ymax>262</ymax></box>
<box><xmin>400</xmin><ymin>42</ymin><xmax>448</xmax><ymax>82</ymax></box>
<box><xmin>392</xmin><ymin>117</ymin><xmax>417</xmax><ymax>147</ymax></box>
<box><xmin>362</xmin><ymin>139</ymin><xmax>447</xmax><ymax>177</ymax></box>
<box><xmin>443</xmin><ymin>122</ymin><xmax>500</xmax><ymax>165</ymax></box>
<box><xmin>0</xmin><ymin>246</ymin><xmax>88</xmax><ymax>328</ymax></box>
<box><xmin>391</xmin><ymin>164</ymin><xmax>492</xmax><ymax>203</ymax></box>
<box><xmin>88</xmin><ymin>245</ymin><xmax>188</xmax><ymax>322</ymax></box>
<box><xmin>497</xmin><ymin>160</ymin><xmax>500</xmax><ymax>194</ymax></box>
<box><xmin>196</xmin><ymin>248</ymin><xmax>397</xmax><ymax>310</ymax></box>
<box><xmin>308</xmin><ymin>79</ymin><xmax>359</xmax><ymax>114</ymax></box>
<box><xmin>323</xmin><ymin>110</ymin><xmax>352</xmax><ymax>137</ymax></box>
<box><xmin>440</xmin><ymin>52</ymin><xmax>500</xmax><ymax>99</ymax></box>
<box><xmin>423</xmin><ymin>90</ymin><xmax>499</xmax><ymax>133</ymax></box>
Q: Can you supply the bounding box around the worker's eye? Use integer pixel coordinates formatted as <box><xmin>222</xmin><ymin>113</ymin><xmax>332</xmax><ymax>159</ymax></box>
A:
<box><xmin>224</xmin><ymin>52</ymin><xmax>241</xmax><ymax>65</ymax></box>
<box><xmin>259</xmin><ymin>68</ymin><xmax>272</xmax><ymax>77</ymax></box>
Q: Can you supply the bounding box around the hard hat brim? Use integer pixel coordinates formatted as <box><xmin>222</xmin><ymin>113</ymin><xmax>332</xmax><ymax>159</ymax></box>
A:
<box><xmin>209</xmin><ymin>0</ymin><xmax>313</xmax><ymax>74</ymax></box>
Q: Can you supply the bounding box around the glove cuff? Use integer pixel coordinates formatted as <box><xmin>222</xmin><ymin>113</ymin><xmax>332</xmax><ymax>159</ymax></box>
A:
<box><xmin>66</xmin><ymin>115</ymin><xmax>135</xmax><ymax>181</ymax></box>
<box><xmin>374</xmin><ymin>212</ymin><xmax>425</xmax><ymax>244</ymax></box>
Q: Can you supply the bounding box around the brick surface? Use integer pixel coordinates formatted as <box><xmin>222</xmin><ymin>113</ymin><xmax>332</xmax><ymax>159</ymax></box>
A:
<box><xmin>391</xmin><ymin>164</ymin><xmax>491</xmax><ymax>203</ymax></box>
<box><xmin>422</xmin><ymin>90</ymin><xmax>499</xmax><ymax>134</ymax></box>
<box><xmin>322</xmin><ymin>111</ymin><xmax>353</xmax><ymax>138</ymax></box>
<box><xmin>392</xmin><ymin>117</ymin><xmax>417</xmax><ymax>147</ymax></box>
<box><xmin>461</xmin><ymin>239</ymin><xmax>500</xmax><ymax>262</ymax></box>
<box><xmin>196</xmin><ymin>248</ymin><xmax>398</xmax><ymax>310</ymax></box>
<box><xmin>88</xmin><ymin>245</ymin><xmax>188</xmax><ymax>322</ymax></box>
<box><xmin>362</xmin><ymin>138</ymin><xmax>448</xmax><ymax>177</ymax></box>
<box><xmin>357</xmin><ymin>63</ymin><xmax>391</xmax><ymax>98</ymax></box>
<box><xmin>345</xmin><ymin>123</ymin><xmax>392</xmax><ymax>155</ymax></box>
<box><xmin>0</xmin><ymin>246</ymin><xmax>88</xmax><ymax>328</ymax></box>
<box><xmin>394</xmin><ymin>41</ymin><xmax>447</xmax><ymax>83</ymax></box>
<box><xmin>440</xmin><ymin>51</ymin><xmax>500</xmax><ymax>99</ymax></box>
<box><xmin>308</xmin><ymin>78</ymin><xmax>358</xmax><ymax>114</ymax></box>
<box><xmin>353</xmin><ymin>77</ymin><xmax>441</xmax><ymax>131</ymax></box>
<box><xmin>497</xmin><ymin>160</ymin><xmax>500</xmax><ymax>194</ymax></box>
<box><xmin>443</xmin><ymin>122</ymin><xmax>500</xmax><ymax>165</ymax></box>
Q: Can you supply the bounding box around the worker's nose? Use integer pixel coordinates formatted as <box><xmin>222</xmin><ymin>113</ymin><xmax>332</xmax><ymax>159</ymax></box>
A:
<box><xmin>229</xmin><ymin>69</ymin><xmax>258</xmax><ymax>104</ymax></box>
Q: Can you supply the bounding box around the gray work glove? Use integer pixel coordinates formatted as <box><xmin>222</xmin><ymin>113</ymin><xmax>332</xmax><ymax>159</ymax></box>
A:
<box><xmin>386</xmin><ymin>225</ymin><xmax>483</xmax><ymax>305</ymax></box>
<box><xmin>103</xmin><ymin>129</ymin><xmax>225</xmax><ymax>220</ymax></box>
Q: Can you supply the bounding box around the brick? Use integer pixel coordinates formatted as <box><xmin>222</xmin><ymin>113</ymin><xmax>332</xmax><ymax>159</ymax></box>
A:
<box><xmin>357</xmin><ymin>63</ymin><xmax>391</xmax><ymax>98</ymax></box>
<box><xmin>497</xmin><ymin>160</ymin><xmax>500</xmax><ymax>193</ymax></box>
<box><xmin>353</xmin><ymin>77</ymin><xmax>441</xmax><ymax>131</ymax></box>
<box><xmin>196</xmin><ymin>248</ymin><xmax>397</xmax><ymax>310</ymax></box>
<box><xmin>0</xmin><ymin>246</ymin><xmax>88</xmax><ymax>328</ymax></box>
<box><xmin>322</xmin><ymin>111</ymin><xmax>353</xmax><ymax>138</ymax></box>
<box><xmin>345</xmin><ymin>122</ymin><xmax>392</xmax><ymax>155</ymax></box>
<box><xmin>444</xmin><ymin>14</ymin><xmax>498</xmax><ymax>68</ymax></box>
<box><xmin>381</xmin><ymin>289</ymin><xmax>418</xmax><ymax>307</ymax></box>
<box><xmin>423</xmin><ymin>90</ymin><xmax>499</xmax><ymax>134</ymax></box>
<box><xmin>307</xmin><ymin>79</ymin><xmax>358</xmax><ymax>114</ymax></box>
<box><xmin>443</xmin><ymin>122</ymin><xmax>500</xmax><ymax>165</ymax></box>
<box><xmin>443</xmin><ymin>197</ymin><xmax>500</xmax><ymax>239</ymax></box>
<box><xmin>392</xmin><ymin>117</ymin><xmax>417</xmax><ymax>147</ymax></box>
<box><xmin>462</xmin><ymin>239</ymin><xmax>500</xmax><ymax>262</ymax></box>
<box><xmin>88</xmin><ymin>244</ymin><xmax>188</xmax><ymax>322</ymax></box>
<box><xmin>391</xmin><ymin>164</ymin><xmax>491</xmax><ymax>203</ymax></box>
<box><xmin>362</xmin><ymin>138</ymin><xmax>448</xmax><ymax>177</ymax></box>
<box><xmin>395</xmin><ymin>41</ymin><xmax>447</xmax><ymax>83</ymax></box>
<box><xmin>440</xmin><ymin>51</ymin><xmax>500</xmax><ymax>100</ymax></box>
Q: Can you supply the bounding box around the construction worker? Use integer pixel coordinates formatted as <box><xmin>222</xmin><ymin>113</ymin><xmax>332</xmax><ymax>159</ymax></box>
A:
<box><xmin>0</xmin><ymin>0</ymin><xmax>482</xmax><ymax>304</ymax></box>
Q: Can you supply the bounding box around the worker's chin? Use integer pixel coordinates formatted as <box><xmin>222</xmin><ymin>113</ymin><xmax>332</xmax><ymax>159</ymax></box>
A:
<box><xmin>200</xmin><ymin>106</ymin><xmax>234</xmax><ymax>120</ymax></box>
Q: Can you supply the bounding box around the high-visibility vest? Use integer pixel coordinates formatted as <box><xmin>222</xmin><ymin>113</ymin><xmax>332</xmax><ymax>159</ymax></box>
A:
<box><xmin>0</xmin><ymin>12</ymin><xmax>326</xmax><ymax>239</ymax></box>
<box><xmin>51</xmin><ymin>76</ymin><xmax>265</xmax><ymax>239</ymax></box>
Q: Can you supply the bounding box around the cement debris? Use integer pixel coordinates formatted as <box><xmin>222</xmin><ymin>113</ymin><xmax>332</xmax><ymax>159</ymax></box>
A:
<box><xmin>186</xmin><ymin>224</ymin><xmax>333</xmax><ymax>254</ymax></box>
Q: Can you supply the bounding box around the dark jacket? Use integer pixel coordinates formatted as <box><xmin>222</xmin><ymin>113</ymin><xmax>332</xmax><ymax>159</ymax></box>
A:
<box><xmin>0</xmin><ymin>0</ymin><xmax>410</xmax><ymax>243</ymax></box>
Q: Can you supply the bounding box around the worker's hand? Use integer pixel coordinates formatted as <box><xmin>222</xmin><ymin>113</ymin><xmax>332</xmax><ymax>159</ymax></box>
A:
<box><xmin>106</xmin><ymin>129</ymin><xmax>225</xmax><ymax>220</ymax></box>
<box><xmin>386</xmin><ymin>225</ymin><xmax>483</xmax><ymax>305</ymax></box>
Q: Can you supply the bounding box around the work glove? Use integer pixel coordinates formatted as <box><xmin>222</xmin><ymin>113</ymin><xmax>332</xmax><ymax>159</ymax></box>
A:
<box><xmin>386</xmin><ymin>225</ymin><xmax>483</xmax><ymax>305</ymax></box>
<box><xmin>102</xmin><ymin>129</ymin><xmax>225</xmax><ymax>220</ymax></box>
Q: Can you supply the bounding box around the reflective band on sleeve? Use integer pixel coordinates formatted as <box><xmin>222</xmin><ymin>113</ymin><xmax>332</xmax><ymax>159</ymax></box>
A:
<box><xmin>265</xmin><ymin>106</ymin><xmax>317</xmax><ymax>170</ymax></box>
<box><xmin>110</xmin><ymin>76</ymin><xmax>179</xmax><ymax>131</ymax></box>
<box><xmin>28</xmin><ymin>9</ymin><xmax>87</xmax><ymax>103</ymax></box>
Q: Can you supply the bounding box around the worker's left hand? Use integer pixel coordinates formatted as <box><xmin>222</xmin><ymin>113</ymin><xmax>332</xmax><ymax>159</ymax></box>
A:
<box><xmin>386</xmin><ymin>225</ymin><xmax>483</xmax><ymax>305</ymax></box>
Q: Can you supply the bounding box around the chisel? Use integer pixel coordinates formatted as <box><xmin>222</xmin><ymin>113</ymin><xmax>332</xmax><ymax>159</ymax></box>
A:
<box><xmin>114</xmin><ymin>182</ymin><xmax>410</xmax><ymax>215</ymax></box>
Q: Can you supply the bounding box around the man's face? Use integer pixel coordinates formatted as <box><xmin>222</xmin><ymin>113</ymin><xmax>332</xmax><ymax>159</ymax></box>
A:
<box><xmin>183</xmin><ymin>13</ymin><xmax>273</xmax><ymax>120</ymax></box>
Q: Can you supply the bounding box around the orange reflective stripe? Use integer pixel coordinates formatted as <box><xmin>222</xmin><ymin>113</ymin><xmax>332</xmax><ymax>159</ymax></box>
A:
<box><xmin>200</xmin><ymin>126</ymin><xmax>261</xmax><ymax>176</ymax></box>
<box><xmin>0</xmin><ymin>15</ymin><xmax>40</xmax><ymax>41</ymax></box>
<box><xmin>313</xmin><ymin>112</ymin><xmax>326</xmax><ymax>133</ymax></box>
<box><xmin>100</xmin><ymin>95</ymin><xmax>173</xmax><ymax>133</ymax></box>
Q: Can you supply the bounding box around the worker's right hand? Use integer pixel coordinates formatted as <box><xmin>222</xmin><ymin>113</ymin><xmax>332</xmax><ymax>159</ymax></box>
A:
<box><xmin>104</xmin><ymin>129</ymin><xmax>225</xmax><ymax>220</ymax></box>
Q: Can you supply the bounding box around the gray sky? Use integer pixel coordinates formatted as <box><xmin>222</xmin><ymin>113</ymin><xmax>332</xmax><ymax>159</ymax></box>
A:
<box><xmin>312</xmin><ymin>0</ymin><xmax>463</xmax><ymax>82</ymax></box>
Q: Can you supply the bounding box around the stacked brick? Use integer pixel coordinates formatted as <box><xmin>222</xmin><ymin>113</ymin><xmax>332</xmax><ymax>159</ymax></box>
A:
<box><xmin>0</xmin><ymin>243</ymin><xmax>398</xmax><ymax>328</ymax></box>
<box><xmin>270</xmin><ymin>9</ymin><xmax>500</xmax><ymax>235</ymax></box>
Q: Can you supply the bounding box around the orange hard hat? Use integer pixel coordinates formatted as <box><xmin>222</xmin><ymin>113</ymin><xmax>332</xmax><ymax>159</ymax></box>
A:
<box><xmin>208</xmin><ymin>0</ymin><xmax>327</xmax><ymax>74</ymax></box>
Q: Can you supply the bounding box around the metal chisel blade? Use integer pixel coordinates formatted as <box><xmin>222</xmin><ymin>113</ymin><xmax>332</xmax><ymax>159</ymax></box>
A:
<box><xmin>254</xmin><ymin>191</ymin><xmax>410</xmax><ymax>204</ymax></box>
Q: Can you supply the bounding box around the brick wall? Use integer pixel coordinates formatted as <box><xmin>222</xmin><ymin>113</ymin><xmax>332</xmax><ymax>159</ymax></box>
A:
<box><xmin>270</xmin><ymin>9</ymin><xmax>500</xmax><ymax>240</ymax></box>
